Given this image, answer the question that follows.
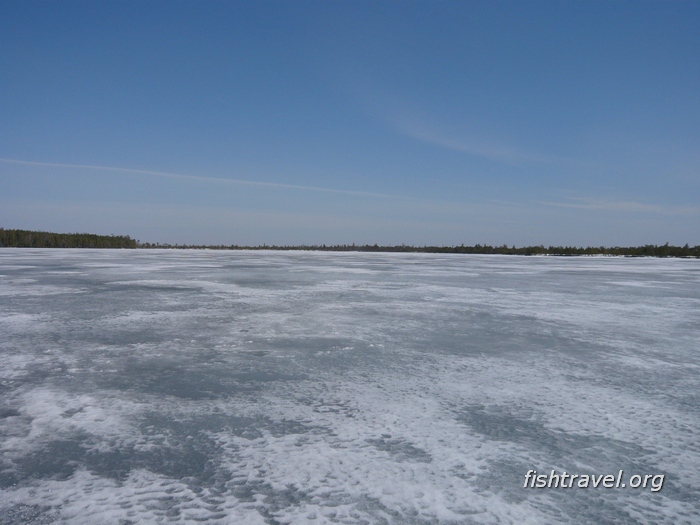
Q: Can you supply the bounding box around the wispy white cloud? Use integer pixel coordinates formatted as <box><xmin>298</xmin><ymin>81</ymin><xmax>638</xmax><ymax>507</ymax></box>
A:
<box><xmin>382</xmin><ymin>111</ymin><xmax>571</xmax><ymax>164</ymax></box>
<box><xmin>397</xmin><ymin>120</ymin><xmax>561</xmax><ymax>164</ymax></box>
<box><xmin>541</xmin><ymin>198</ymin><xmax>700</xmax><ymax>215</ymax></box>
<box><xmin>349</xmin><ymin>78</ymin><xmax>564</xmax><ymax>166</ymax></box>
<box><xmin>0</xmin><ymin>158</ymin><xmax>396</xmax><ymax>199</ymax></box>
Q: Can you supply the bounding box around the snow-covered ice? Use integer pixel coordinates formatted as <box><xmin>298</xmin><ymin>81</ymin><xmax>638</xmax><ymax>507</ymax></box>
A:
<box><xmin>1</xmin><ymin>249</ymin><xmax>698</xmax><ymax>524</ymax></box>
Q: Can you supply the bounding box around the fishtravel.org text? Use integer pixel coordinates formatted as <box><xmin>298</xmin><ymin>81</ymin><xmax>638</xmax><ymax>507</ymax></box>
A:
<box><xmin>524</xmin><ymin>470</ymin><xmax>664</xmax><ymax>492</ymax></box>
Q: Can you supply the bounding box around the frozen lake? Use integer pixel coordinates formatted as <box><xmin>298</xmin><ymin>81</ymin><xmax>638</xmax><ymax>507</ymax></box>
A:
<box><xmin>1</xmin><ymin>249</ymin><xmax>698</xmax><ymax>524</ymax></box>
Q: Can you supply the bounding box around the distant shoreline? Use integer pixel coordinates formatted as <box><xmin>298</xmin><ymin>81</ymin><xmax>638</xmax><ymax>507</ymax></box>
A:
<box><xmin>1</xmin><ymin>228</ymin><xmax>698</xmax><ymax>258</ymax></box>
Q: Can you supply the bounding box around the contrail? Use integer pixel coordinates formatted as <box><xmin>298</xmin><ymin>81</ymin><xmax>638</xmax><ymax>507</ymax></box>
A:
<box><xmin>0</xmin><ymin>158</ymin><xmax>395</xmax><ymax>199</ymax></box>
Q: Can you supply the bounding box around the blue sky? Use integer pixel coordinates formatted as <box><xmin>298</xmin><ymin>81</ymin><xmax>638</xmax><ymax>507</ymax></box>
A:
<box><xmin>1</xmin><ymin>1</ymin><xmax>698</xmax><ymax>246</ymax></box>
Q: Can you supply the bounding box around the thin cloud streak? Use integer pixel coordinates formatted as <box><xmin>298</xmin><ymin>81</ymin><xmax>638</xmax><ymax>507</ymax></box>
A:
<box><xmin>351</xmin><ymin>79</ymin><xmax>555</xmax><ymax>164</ymax></box>
<box><xmin>541</xmin><ymin>198</ymin><xmax>700</xmax><ymax>215</ymax></box>
<box><xmin>0</xmin><ymin>158</ymin><xmax>398</xmax><ymax>199</ymax></box>
<box><xmin>396</xmin><ymin>121</ymin><xmax>564</xmax><ymax>165</ymax></box>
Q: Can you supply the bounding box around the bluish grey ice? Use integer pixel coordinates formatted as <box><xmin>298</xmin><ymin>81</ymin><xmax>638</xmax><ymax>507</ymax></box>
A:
<box><xmin>1</xmin><ymin>249</ymin><xmax>698</xmax><ymax>524</ymax></box>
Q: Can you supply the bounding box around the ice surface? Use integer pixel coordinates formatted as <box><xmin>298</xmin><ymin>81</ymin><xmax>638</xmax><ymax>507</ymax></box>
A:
<box><xmin>0</xmin><ymin>249</ymin><xmax>698</xmax><ymax>524</ymax></box>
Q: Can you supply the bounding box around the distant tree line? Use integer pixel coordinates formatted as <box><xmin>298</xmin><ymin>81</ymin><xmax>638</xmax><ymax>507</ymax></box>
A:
<box><xmin>139</xmin><ymin>241</ymin><xmax>700</xmax><ymax>257</ymax></box>
<box><xmin>0</xmin><ymin>229</ymin><xmax>137</xmax><ymax>248</ymax></box>
<box><xmin>2</xmin><ymin>229</ymin><xmax>698</xmax><ymax>257</ymax></box>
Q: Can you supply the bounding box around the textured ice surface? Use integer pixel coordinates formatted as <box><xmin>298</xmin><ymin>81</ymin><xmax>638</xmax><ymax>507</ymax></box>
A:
<box><xmin>0</xmin><ymin>249</ymin><xmax>698</xmax><ymax>524</ymax></box>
